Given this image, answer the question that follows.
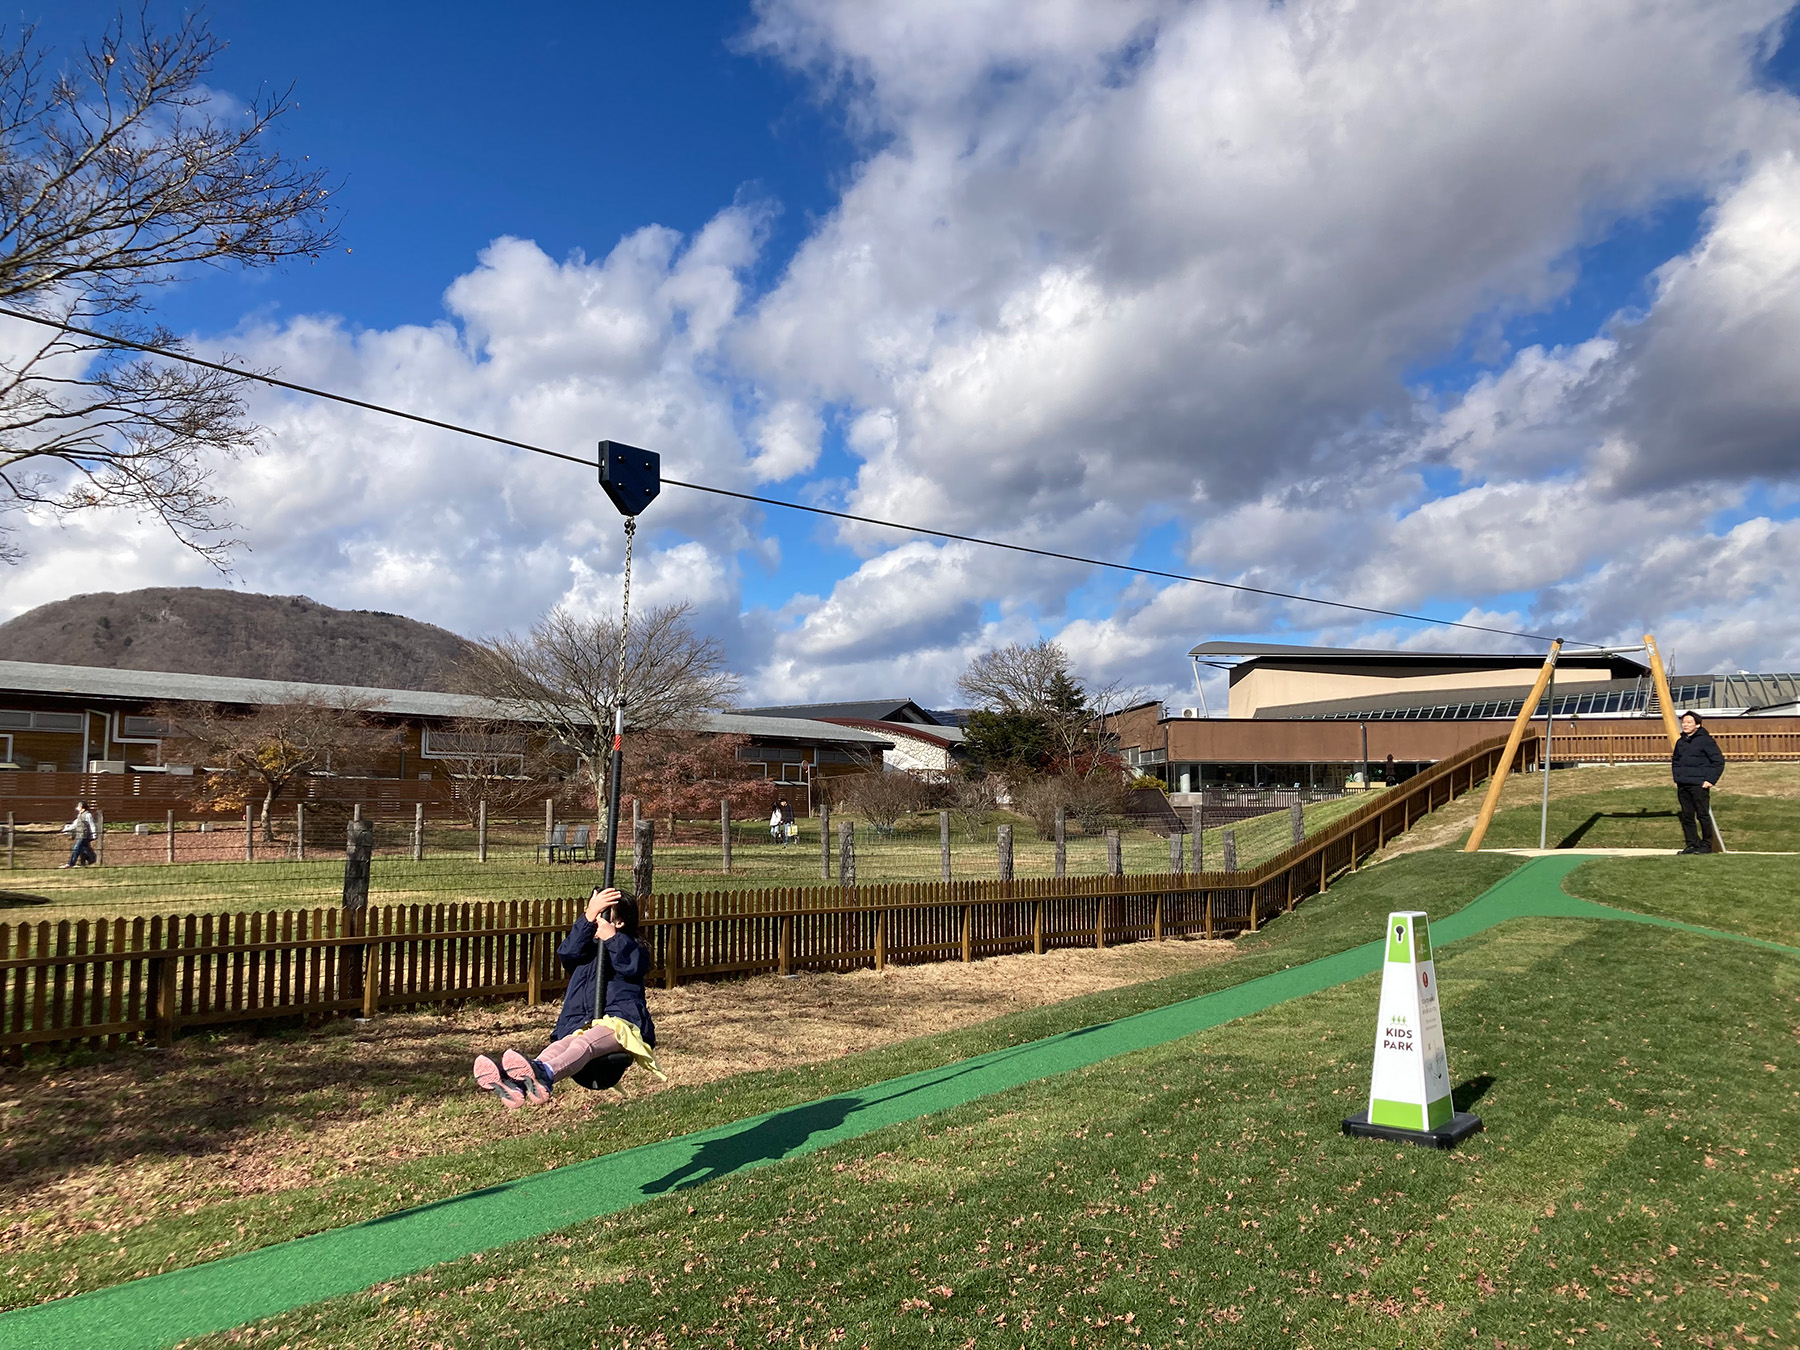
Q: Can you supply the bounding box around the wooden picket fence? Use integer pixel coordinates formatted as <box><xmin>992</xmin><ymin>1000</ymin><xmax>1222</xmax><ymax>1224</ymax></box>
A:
<box><xmin>0</xmin><ymin>732</ymin><xmax>1519</xmax><ymax>1055</ymax></box>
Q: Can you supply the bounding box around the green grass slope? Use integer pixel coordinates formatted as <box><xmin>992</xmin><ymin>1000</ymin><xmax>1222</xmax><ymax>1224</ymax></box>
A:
<box><xmin>1469</xmin><ymin>784</ymin><xmax>1800</xmax><ymax>852</ymax></box>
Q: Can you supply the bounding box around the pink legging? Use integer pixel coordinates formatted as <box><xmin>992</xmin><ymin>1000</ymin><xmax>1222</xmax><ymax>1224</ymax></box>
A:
<box><xmin>535</xmin><ymin>1023</ymin><xmax>623</xmax><ymax>1082</ymax></box>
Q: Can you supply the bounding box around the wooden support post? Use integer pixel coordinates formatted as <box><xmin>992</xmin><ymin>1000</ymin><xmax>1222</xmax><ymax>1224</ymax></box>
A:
<box><xmin>296</xmin><ymin>803</ymin><xmax>306</xmax><ymax>861</ymax></box>
<box><xmin>1106</xmin><ymin>828</ymin><xmax>1122</xmax><ymax>877</ymax></box>
<box><xmin>720</xmin><ymin>799</ymin><xmax>732</xmax><ymax>875</ymax></box>
<box><xmin>166</xmin><ymin>809</ymin><xmax>175</xmax><ymax>863</ymax></box>
<box><xmin>352</xmin><ymin>802</ymin><xmax>361</xmax><ymax>822</ymax></box>
<box><xmin>1249</xmin><ymin>884</ymin><xmax>1259</xmax><ymax>933</ymax></box>
<box><xmin>1095</xmin><ymin>890</ymin><xmax>1107</xmax><ymax>949</ymax></box>
<box><xmin>1644</xmin><ymin>633</ymin><xmax>1682</xmax><ymax>748</ymax></box>
<box><xmin>527</xmin><ymin>931</ymin><xmax>543</xmax><ymax>1006</ymax></box>
<box><xmin>95</xmin><ymin>809</ymin><xmax>105</xmax><ymax>865</ymax></box>
<box><xmin>939</xmin><ymin>809</ymin><xmax>951</xmax><ymax>882</ymax></box>
<box><xmin>875</xmin><ymin>908</ymin><xmax>887</xmax><ymax>970</ymax></box>
<box><xmin>779</xmin><ymin>913</ymin><xmax>793</xmax><ymax>977</ymax></box>
<box><xmin>1153</xmin><ymin>890</ymin><xmax>1164</xmax><ymax>941</ymax></box>
<box><xmin>342</xmin><ymin>818</ymin><xmax>373</xmax><ymax>999</ymax></box>
<box><xmin>1463</xmin><ymin>639</ymin><xmax>1563</xmax><ymax>853</ymax></box>
<box><xmin>1032</xmin><ymin>897</ymin><xmax>1044</xmax><ymax>954</ymax></box>
<box><xmin>839</xmin><ymin>820</ymin><xmax>855</xmax><ymax>889</ymax></box>
<box><xmin>1054</xmin><ymin>807</ymin><xmax>1067</xmax><ymax>878</ymax></box>
<box><xmin>821</xmin><ymin>798</ymin><xmax>832</xmax><ymax>880</ymax></box>
<box><xmin>1204</xmin><ymin>888</ymin><xmax>1214</xmax><ymax>940</ymax></box>
<box><xmin>477</xmin><ymin>799</ymin><xmax>488</xmax><ymax>863</ymax></box>
<box><xmin>997</xmin><ymin>824</ymin><xmax>1013</xmax><ymax>882</ymax></box>
<box><xmin>1289</xmin><ymin>800</ymin><xmax>1304</xmax><ymax>846</ymax></box>
<box><xmin>545</xmin><ymin>797</ymin><xmax>554</xmax><ymax>847</ymax></box>
<box><xmin>633</xmin><ymin>819</ymin><xmax>656</xmax><ymax>899</ymax></box>
<box><xmin>961</xmin><ymin>903</ymin><xmax>973</xmax><ymax>963</ymax></box>
<box><xmin>361</xmin><ymin>923</ymin><xmax>380</xmax><ymax>1019</ymax></box>
<box><xmin>244</xmin><ymin>806</ymin><xmax>254</xmax><ymax>863</ymax></box>
<box><xmin>1223</xmin><ymin>828</ymin><xmax>1238</xmax><ymax>872</ymax></box>
<box><xmin>664</xmin><ymin>920</ymin><xmax>680</xmax><ymax>990</ymax></box>
<box><xmin>1191</xmin><ymin>804</ymin><xmax>1203</xmax><ymax>870</ymax></box>
<box><xmin>152</xmin><ymin>953</ymin><xmax>177</xmax><ymax>1047</ymax></box>
<box><xmin>412</xmin><ymin>802</ymin><xmax>424</xmax><ymax>862</ymax></box>
<box><xmin>1169</xmin><ymin>830</ymin><xmax>1183</xmax><ymax>875</ymax></box>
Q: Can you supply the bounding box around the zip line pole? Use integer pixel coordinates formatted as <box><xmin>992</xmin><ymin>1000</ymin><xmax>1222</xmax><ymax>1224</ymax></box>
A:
<box><xmin>1643</xmin><ymin>634</ymin><xmax>1681</xmax><ymax>748</ymax></box>
<box><xmin>1464</xmin><ymin>639</ymin><xmax>1563</xmax><ymax>853</ymax></box>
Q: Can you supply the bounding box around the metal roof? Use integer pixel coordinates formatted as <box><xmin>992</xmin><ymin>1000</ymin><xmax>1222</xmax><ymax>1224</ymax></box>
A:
<box><xmin>737</xmin><ymin>698</ymin><xmax>947</xmax><ymax>726</ymax></box>
<box><xmin>1188</xmin><ymin>640</ymin><xmax>1642</xmax><ymax>671</ymax></box>
<box><xmin>0</xmin><ymin>661</ymin><xmax>892</xmax><ymax>747</ymax></box>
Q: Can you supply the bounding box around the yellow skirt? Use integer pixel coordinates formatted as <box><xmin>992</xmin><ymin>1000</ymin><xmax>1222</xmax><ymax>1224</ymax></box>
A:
<box><xmin>585</xmin><ymin>1015</ymin><xmax>667</xmax><ymax>1082</ymax></box>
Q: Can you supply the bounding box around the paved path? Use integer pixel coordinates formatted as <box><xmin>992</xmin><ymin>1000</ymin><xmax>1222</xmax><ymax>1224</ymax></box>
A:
<box><xmin>3</xmin><ymin>856</ymin><xmax>1794</xmax><ymax>1350</ymax></box>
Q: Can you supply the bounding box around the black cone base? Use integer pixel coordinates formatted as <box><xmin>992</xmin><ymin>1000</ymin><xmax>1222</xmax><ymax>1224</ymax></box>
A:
<box><xmin>1342</xmin><ymin>1110</ymin><xmax>1483</xmax><ymax>1150</ymax></box>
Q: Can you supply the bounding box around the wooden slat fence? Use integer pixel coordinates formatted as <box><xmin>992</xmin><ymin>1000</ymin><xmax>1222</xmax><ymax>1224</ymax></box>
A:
<box><xmin>1</xmin><ymin>732</ymin><xmax>1520</xmax><ymax>1054</ymax></box>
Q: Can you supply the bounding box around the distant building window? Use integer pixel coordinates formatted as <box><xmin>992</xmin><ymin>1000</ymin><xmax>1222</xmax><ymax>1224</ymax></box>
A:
<box><xmin>120</xmin><ymin>716</ymin><xmax>172</xmax><ymax>739</ymax></box>
<box><xmin>0</xmin><ymin>710</ymin><xmax>83</xmax><ymax>732</ymax></box>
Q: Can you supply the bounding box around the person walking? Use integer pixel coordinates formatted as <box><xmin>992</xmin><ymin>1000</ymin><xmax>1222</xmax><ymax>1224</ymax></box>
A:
<box><xmin>769</xmin><ymin>802</ymin><xmax>784</xmax><ymax>844</ymax></box>
<box><xmin>1671</xmin><ymin>711</ymin><xmax>1725</xmax><ymax>855</ymax></box>
<box><xmin>778</xmin><ymin>798</ymin><xmax>796</xmax><ymax>846</ymax></box>
<box><xmin>60</xmin><ymin>800</ymin><xmax>98</xmax><ymax>868</ymax></box>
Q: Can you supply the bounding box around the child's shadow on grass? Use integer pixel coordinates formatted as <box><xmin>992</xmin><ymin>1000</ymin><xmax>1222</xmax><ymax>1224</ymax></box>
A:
<box><xmin>642</xmin><ymin>1097</ymin><xmax>859</xmax><ymax>1194</ymax></box>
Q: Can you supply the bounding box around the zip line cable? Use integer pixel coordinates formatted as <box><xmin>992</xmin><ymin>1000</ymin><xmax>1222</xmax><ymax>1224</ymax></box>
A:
<box><xmin>0</xmin><ymin>304</ymin><xmax>1598</xmax><ymax>648</ymax></box>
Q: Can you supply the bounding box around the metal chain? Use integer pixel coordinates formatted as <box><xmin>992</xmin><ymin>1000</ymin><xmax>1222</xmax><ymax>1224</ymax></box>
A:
<box><xmin>613</xmin><ymin>516</ymin><xmax>636</xmax><ymax>722</ymax></box>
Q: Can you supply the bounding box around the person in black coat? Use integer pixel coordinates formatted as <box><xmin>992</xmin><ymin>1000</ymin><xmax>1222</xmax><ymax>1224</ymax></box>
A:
<box><xmin>472</xmin><ymin>886</ymin><xmax>661</xmax><ymax>1107</ymax></box>
<box><xmin>1671</xmin><ymin>711</ymin><xmax>1725</xmax><ymax>855</ymax></box>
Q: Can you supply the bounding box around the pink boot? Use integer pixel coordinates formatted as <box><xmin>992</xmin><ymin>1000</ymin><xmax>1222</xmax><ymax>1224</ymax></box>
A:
<box><xmin>503</xmin><ymin>1049</ymin><xmax>553</xmax><ymax>1105</ymax></box>
<box><xmin>472</xmin><ymin>1054</ymin><xmax>524</xmax><ymax>1109</ymax></box>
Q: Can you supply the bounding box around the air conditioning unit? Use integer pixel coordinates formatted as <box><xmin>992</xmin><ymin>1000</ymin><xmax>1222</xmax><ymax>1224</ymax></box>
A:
<box><xmin>1181</xmin><ymin>708</ymin><xmax>1199</xmax><ymax>718</ymax></box>
<box><xmin>87</xmin><ymin>760</ymin><xmax>127</xmax><ymax>774</ymax></box>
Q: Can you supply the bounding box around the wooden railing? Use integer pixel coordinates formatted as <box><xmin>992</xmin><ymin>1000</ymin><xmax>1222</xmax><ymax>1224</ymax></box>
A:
<box><xmin>1547</xmin><ymin>725</ymin><xmax>1800</xmax><ymax>765</ymax></box>
<box><xmin>0</xmin><ymin>733</ymin><xmax>1519</xmax><ymax>1054</ymax></box>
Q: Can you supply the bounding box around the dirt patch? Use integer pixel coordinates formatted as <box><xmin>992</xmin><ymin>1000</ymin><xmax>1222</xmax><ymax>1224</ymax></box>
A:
<box><xmin>0</xmin><ymin>938</ymin><xmax>1233</xmax><ymax>1256</ymax></box>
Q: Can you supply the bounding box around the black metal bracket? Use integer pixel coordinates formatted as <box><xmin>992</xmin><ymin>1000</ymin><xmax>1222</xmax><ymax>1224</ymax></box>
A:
<box><xmin>598</xmin><ymin>440</ymin><xmax>662</xmax><ymax>517</ymax></box>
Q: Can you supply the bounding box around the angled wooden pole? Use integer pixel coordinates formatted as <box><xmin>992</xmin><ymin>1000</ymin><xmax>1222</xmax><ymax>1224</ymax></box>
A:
<box><xmin>1643</xmin><ymin>634</ymin><xmax>1681</xmax><ymax>748</ymax></box>
<box><xmin>1463</xmin><ymin>639</ymin><xmax>1562</xmax><ymax>853</ymax></box>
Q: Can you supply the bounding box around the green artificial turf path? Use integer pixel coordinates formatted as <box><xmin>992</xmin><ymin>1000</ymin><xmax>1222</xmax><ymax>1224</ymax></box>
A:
<box><xmin>2</xmin><ymin>855</ymin><xmax>1793</xmax><ymax>1350</ymax></box>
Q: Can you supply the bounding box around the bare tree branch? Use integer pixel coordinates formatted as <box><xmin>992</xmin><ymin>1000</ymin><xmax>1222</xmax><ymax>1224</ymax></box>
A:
<box><xmin>0</xmin><ymin>10</ymin><xmax>336</xmax><ymax>564</ymax></box>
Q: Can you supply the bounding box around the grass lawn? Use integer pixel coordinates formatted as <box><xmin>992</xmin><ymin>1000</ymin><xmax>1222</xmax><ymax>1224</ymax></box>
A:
<box><xmin>178</xmin><ymin>852</ymin><xmax>1796</xmax><ymax>1349</ymax></box>
<box><xmin>1472</xmin><ymin>783</ymin><xmax>1800</xmax><ymax>853</ymax></box>
<box><xmin>0</xmin><ymin>797</ymin><xmax>1368</xmax><ymax>925</ymax></box>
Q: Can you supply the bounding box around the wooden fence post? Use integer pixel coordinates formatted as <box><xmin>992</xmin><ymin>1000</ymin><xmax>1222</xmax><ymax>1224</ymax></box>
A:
<box><xmin>152</xmin><ymin>951</ymin><xmax>178</xmax><ymax>1047</ymax></box>
<box><xmin>997</xmin><ymin>824</ymin><xmax>1013</xmax><ymax>882</ymax></box>
<box><xmin>296</xmin><ymin>802</ymin><xmax>306</xmax><ymax>861</ymax></box>
<box><xmin>633</xmin><ymin>819</ymin><xmax>656</xmax><ymax>899</ymax></box>
<box><xmin>166</xmin><ymin>809</ymin><xmax>175</xmax><ymax>863</ymax></box>
<box><xmin>664</xmin><ymin>916</ymin><xmax>681</xmax><ymax>990</ymax></box>
<box><xmin>1095</xmin><ymin>886</ymin><xmax>1108</xmax><ymax>949</ymax></box>
<box><xmin>342</xmin><ymin>818</ymin><xmax>374</xmax><ymax>996</ymax></box>
<box><xmin>1169</xmin><ymin>829</ymin><xmax>1183</xmax><ymax>875</ymax></box>
<box><xmin>96</xmin><ymin>809</ymin><xmax>105</xmax><ymax>865</ymax></box>
<box><xmin>244</xmin><ymin>806</ymin><xmax>254</xmax><ymax>863</ymax></box>
<box><xmin>961</xmin><ymin>898</ymin><xmax>973</xmax><ymax>963</ymax></box>
<box><xmin>1054</xmin><ymin>807</ymin><xmax>1067</xmax><ymax>878</ymax></box>
<box><xmin>940</xmin><ymin>810</ymin><xmax>951</xmax><ymax>883</ymax></box>
<box><xmin>545</xmin><ymin>798</ymin><xmax>554</xmax><ymax>847</ymax></box>
<box><xmin>779</xmin><ymin>913</ymin><xmax>793</xmax><ymax>977</ymax></box>
<box><xmin>1191</xmin><ymin>805</ymin><xmax>1203</xmax><ymax>870</ymax></box>
<box><xmin>1223</xmin><ymin>828</ymin><xmax>1238</xmax><ymax>871</ymax></box>
<box><xmin>821</xmin><ymin>798</ymin><xmax>832</xmax><ymax>880</ymax></box>
<box><xmin>412</xmin><ymin>803</ymin><xmax>424</xmax><ymax>863</ymax></box>
<box><xmin>361</xmin><ymin>915</ymin><xmax>380</xmax><ymax>1019</ymax></box>
<box><xmin>353</xmin><ymin>802</ymin><xmax>361</xmax><ymax>822</ymax></box>
<box><xmin>875</xmin><ymin>907</ymin><xmax>887</xmax><ymax>971</ymax></box>
<box><xmin>528</xmin><ymin>930</ymin><xmax>543</xmax><ymax>1006</ymax></box>
<box><xmin>720</xmin><ymin>799</ymin><xmax>732</xmax><ymax>875</ymax></box>
<box><xmin>477</xmin><ymin>799</ymin><xmax>488</xmax><ymax>863</ymax></box>
<box><xmin>4</xmin><ymin>811</ymin><xmax>11</xmax><ymax>870</ymax></box>
<box><xmin>1290</xmin><ymin>800</ymin><xmax>1304</xmax><ymax>846</ymax></box>
<box><xmin>1032</xmin><ymin>895</ymin><xmax>1044</xmax><ymax>954</ymax></box>
<box><xmin>1106</xmin><ymin>829</ymin><xmax>1122</xmax><ymax>877</ymax></box>
<box><xmin>1154</xmin><ymin>886</ymin><xmax>1164</xmax><ymax>941</ymax></box>
<box><xmin>1204</xmin><ymin>887</ymin><xmax>1214</xmax><ymax>940</ymax></box>
<box><xmin>839</xmin><ymin>820</ymin><xmax>855</xmax><ymax>888</ymax></box>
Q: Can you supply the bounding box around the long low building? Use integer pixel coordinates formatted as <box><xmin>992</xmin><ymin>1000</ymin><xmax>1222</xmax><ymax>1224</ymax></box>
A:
<box><xmin>1108</xmin><ymin>642</ymin><xmax>1800</xmax><ymax>797</ymax></box>
<box><xmin>0</xmin><ymin>660</ymin><xmax>891</xmax><ymax>821</ymax></box>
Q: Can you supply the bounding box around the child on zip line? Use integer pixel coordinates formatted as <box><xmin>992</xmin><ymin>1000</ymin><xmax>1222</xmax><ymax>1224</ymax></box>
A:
<box><xmin>473</xmin><ymin>885</ymin><xmax>664</xmax><ymax>1107</ymax></box>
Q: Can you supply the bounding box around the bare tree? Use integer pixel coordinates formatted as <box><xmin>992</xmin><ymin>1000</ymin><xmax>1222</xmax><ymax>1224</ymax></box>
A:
<box><xmin>429</xmin><ymin>717</ymin><xmax>567</xmax><ymax>827</ymax></box>
<box><xmin>837</xmin><ymin>768</ymin><xmax>930</xmax><ymax>831</ymax></box>
<box><xmin>157</xmin><ymin>695</ymin><xmax>394</xmax><ymax>841</ymax></box>
<box><xmin>0</xmin><ymin>12</ymin><xmax>336</xmax><ymax>565</ymax></box>
<box><xmin>956</xmin><ymin>639</ymin><xmax>1069</xmax><ymax>714</ymax></box>
<box><xmin>464</xmin><ymin>601</ymin><xmax>744</xmax><ymax>838</ymax></box>
<box><xmin>958</xmin><ymin>638</ymin><xmax>1140</xmax><ymax>780</ymax></box>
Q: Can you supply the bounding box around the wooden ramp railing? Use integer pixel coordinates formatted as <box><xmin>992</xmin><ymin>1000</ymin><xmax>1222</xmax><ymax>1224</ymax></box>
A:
<box><xmin>1</xmin><ymin>733</ymin><xmax>1519</xmax><ymax>1054</ymax></box>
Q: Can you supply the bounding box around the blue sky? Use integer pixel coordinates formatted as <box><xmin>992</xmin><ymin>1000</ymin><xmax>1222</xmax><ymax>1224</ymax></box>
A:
<box><xmin>9</xmin><ymin>1</ymin><xmax>1800</xmax><ymax>706</ymax></box>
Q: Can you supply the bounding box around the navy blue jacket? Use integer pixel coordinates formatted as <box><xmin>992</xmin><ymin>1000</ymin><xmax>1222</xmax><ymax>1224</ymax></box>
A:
<box><xmin>1671</xmin><ymin>727</ymin><xmax>1725</xmax><ymax>787</ymax></box>
<box><xmin>552</xmin><ymin>916</ymin><xmax>657</xmax><ymax>1044</ymax></box>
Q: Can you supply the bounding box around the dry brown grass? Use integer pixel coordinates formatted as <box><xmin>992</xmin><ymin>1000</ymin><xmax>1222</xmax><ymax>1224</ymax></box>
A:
<box><xmin>0</xmin><ymin>937</ymin><xmax>1233</xmax><ymax>1267</ymax></box>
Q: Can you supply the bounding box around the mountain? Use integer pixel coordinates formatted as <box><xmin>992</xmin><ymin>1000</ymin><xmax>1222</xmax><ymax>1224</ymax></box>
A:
<box><xmin>0</xmin><ymin>588</ymin><xmax>483</xmax><ymax>692</ymax></box>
